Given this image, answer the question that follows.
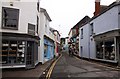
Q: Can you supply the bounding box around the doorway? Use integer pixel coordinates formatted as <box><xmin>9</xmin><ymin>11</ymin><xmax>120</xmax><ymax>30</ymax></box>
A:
<box><xmin>26</xmin><ymin>41</ymin><xmax>34</xmax><ymax>69</ymax></box>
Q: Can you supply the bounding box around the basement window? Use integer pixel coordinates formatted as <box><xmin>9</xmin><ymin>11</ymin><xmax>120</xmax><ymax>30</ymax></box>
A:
<box><xmin>2</xmin><ymin>7</ymin><xmax>19</xmax><ymax>30</ymax></box>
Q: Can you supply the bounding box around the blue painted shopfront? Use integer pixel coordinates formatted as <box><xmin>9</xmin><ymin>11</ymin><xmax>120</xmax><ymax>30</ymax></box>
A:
<box><xmin>44</xmin><ymin>38</ymin><xmax>54</xmax><ymax>60</ymax></box>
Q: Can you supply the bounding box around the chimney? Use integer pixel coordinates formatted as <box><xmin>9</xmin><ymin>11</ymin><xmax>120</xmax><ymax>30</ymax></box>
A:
<box><xmin>94</xmin><ymin>0</ymin><xmax>101</xmax><ymax>16</ymax></box>
<box><xmin>116</xmin><ymin>0</ymin><xmax>120</xmax><ymax>2</ymax></box>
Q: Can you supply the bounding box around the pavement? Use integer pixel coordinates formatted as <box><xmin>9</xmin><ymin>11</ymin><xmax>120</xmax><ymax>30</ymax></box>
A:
<box><xmin>2</xmin><ymin>57</ymin><xmax>57</xmax><ymax>79</ymax></box>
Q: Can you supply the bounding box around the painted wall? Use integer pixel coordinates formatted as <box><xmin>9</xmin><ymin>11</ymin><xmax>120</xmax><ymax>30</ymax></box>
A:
<box><xmin>39</xmin><ymin>8</ymin><xmax>54</xmax><ymax>63</ymax></box>
<box><xmin>118</xmin><ymin>5</ymin><xmax>120</xmax><ymax>28</ymax></box>
<box><xmin>89</xmin><ymin>5</ymin><xmax>119</xmax><ymax>60</ymax></box>
<box><xmin>79</xmin><ymin>5</ymin><xmax>120</xmax><ymax>60</ymax></box>
<box><xmin>54</xmin><ymin>31</ymin><xmax>60</xmax><ymax>56</ymax></box>
<box><xmin>54</xmin><ymin>31</ymin><xmax>60</xmax><ymax>44</ymax></box>
<box><xmin>89</xmin><ymin>36</ymin><xmax>96</xmax><ymax>59</ymax></box>
<box><xmin>39</xmin><ymin>11</ymin><xmax>45</xmax><ymax>63</ymax></box>
<box><xmin>0</xmin><ymin>0</ymin><xmax>38</xmax><ymax>36</ymax></box>
<box><xmin>92</xmin><ymin>6</ymin><xmax>119</xmax><ymax>36</ymax></box>
<box><xmin>79</xmin><ymin>24</ymin><xmax>90</xmax><ymax>58</ymax></box>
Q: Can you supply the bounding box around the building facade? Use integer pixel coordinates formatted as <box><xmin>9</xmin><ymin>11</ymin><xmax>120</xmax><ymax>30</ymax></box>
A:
<box><xmin>39</xmin><ymin>8</ymin><xmax>55</xmax><ymax>64</ymax></box>
<box><xmin>79</xmin><ymin>1</ymin><xmax>120</xmax><ymax>66</ymax></box>
<box><xmin>0</xmin><ymin>0</ymin><xmax>40</xmax><ymax>68</ymax></box>
<box><xmin>53</xmin><ymin>30</ymin><xmax>60</xmax><ymax>56</ymax></box>
<box><xmin>70</xmin><ymin>16</ymin><xmax>90</xmax><ymax>56</ymax></box>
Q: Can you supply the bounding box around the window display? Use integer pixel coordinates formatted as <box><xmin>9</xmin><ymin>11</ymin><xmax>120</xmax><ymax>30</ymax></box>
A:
<box><xmin>105</xmin><ymin>40</ymin><xmax>115</xmax><ymax>60</ymax></box>
<box><xmin>96</xmin><ymin>38</ymin><xmax>115</xmax><ymax>61</ymax></box>
<box><xmin>1</xmin><ymin>40</ymin><xmax>25</xmax><ymax>65</ymax></box>
<box><xmin>96</xmin><ymin>41</ymin><xmax>103</xmax><ymax>59</ymax></box>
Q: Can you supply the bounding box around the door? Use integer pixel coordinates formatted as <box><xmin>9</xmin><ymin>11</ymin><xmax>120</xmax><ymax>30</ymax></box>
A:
<box><xmin>26</xmin><ymin>41</ymin><xmax>34</xmax><ymax>69</ymax></box>
<box><xmin>119</xmin><ymin>43</ymin><xmax>120</xmax><ymax>66</ymax></box>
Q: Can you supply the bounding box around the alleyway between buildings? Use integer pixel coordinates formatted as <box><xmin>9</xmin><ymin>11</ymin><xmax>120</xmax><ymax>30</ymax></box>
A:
<box><xmin>49</xmin><ymin>51</ymin><xmax>119</xmax><ymax>78</ymax></box>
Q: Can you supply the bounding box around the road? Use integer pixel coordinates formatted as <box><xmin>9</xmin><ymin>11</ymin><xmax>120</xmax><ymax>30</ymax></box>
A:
<box><xmin>47</xmin><ymin>51</ymin><xmax>120</xmax><ymax>79</ymax></box>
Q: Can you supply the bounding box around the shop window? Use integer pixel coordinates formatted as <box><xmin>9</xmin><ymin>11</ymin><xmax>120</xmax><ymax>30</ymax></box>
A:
<box><xmin>96</xmin><ymin>38</ymin><xmax>115</xmax><ymax>60</ymax></box>
<box><xmin>8</xmin><ymin>41</ymin><xmax>18</xmax><ymax>64</ymax></box>
<box><xmin>96</xmin><ymin>41</ymin><xmax>104</xmax><ymax>59</ymax></box>
<box><xmin>105</xmin><ymin>40</ymin><xmax>115</xmax><ymax>60</ymax></box>
<box><xmin>2</xmin><ymin>7</ymin><xmax>19</xmax><ymax>30</ymax></box>
<box><xmin>1</xmin><ymin>40</ymin><xmax>25</xmax><ymax>65</ymax></box>
<box><xmin>44</xmin><ymin>44</ymin><xmax>48</xmax><ymax>57</ymax></box>
<box><xmin>17</xmin><ymin>41</ymin><xmax>25</xmax><ymax>64</ymax></box>
<box><xmin>1</xmin><ymin>40</ymin><xmax>9</xmax><ymax>64</ymax></box>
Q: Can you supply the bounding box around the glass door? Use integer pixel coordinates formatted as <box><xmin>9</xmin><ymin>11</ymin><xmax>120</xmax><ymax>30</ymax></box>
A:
<box><xmin>26</xmin><ymin>41</ymin><xmax>34</xmax><ymax>69</ymax></box>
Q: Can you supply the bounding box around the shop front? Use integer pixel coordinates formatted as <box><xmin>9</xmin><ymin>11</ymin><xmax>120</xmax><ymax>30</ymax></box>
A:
<box><xmin>96</xmin><ymin>38</ymin><xmax>116</xmax><ymax>61</ymax></box>
<box><xmin>1</xmin><ymin>32</ymin><xmax>40</xmax><ymax>69</ymax></box>
<box><xmin>44</xmin><ymin>36</ymin><xmax>54</xmax><ymax>62</ymax></box>
<box><xmin>94</xmin><ymin>30</ymin><xmax>120</xmax><ymax>63</ymax></box>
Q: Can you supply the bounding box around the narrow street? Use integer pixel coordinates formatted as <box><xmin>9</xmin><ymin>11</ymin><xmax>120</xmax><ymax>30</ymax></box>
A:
<box><xmin>47</xmin><ymin>51</ymin><xmax>119</xmax><ymax>78</ymax></box>
<box><xmin>2</xmin><ymin>1</ymin><xmax>120</xmax><ymax>79</ymax></box>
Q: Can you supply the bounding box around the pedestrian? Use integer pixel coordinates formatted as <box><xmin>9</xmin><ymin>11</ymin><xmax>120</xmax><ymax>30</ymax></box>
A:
<box><xmin>70</xmin><ymin>45</ymin><xmax>74</xmax><ymax>56</ymax></box>
<box><xmin>71</xmin><ymin>47</ymin><xmax>74</xmax><ymax>57</ymax></box>
<box><xmin>69</xmin><ymin>45</ymin><xmax>72</xmax><ymax>56</ymax></box>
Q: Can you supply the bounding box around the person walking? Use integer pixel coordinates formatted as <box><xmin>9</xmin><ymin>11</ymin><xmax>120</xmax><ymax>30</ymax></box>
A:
<box><xmin>69</xmin><ymin>45</ymin><xmax>72</xmax><ymax>56</ymax></box>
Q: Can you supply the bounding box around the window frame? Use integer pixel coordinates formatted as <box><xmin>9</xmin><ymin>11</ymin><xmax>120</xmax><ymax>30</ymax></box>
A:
<box><xmin>81</xmin><ymin>28</ymin><xmax>83</xmax><ymax>39</ymax></box>
<box><xmin>2</xmin><ymin>7</ymin><xmax>19</xmax><ymax>30</ymax></box>
<box><xmin>37</xmin><ymin>16</ymin><xmax>39</xmax><ymax>34</ymax></box>
<box><xmin>90</xmin><ymin>23</ymin><xmax>94</xmax><ymax>36</ymax></box>
<box><xmin>28</xmin><ymin>23</ymin><xmax>35</xmax><ymax>36</ymax></box>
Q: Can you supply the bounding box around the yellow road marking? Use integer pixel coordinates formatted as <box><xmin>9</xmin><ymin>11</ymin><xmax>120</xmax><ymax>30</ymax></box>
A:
<box><xmin>74</xmin><ymin>56</ymin><xmax>120</xmax><ymax>71</ymax></box>
<box><xmin>46</xmin><ymin>54</ymin><xmax>62</xmax><ymax>79</ymax></box>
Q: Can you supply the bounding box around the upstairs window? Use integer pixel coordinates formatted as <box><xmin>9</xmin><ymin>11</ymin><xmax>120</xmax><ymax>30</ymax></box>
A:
<box><xmin>45</xmin><ymin>24</ymin><xmax>47</xmax><ymax>33</ymax></box>
<box><xmin>2</xmin><ymin>7</ymin><xmax>19</xmax><ymax>30</ymax></box>
<box><xmin>37</xmin><ymin>0</ymin><xmax>40</xmax><ymax>12</ymax></box>
<box><xmin>90</xmin><ymin>23</ymin><xmax>94</xmax><ymax>36</ymax></box>
<box><xmin>28</xmin><ymin>23</ymin><xmax>35</xmax><ymax>36</ymax></box>
<box><xmin>81</xmin><ymin>28</ymin><xmax>83</xmax><ymax>39</ymax></box>
<box><xmin>37</xmin><ymin>16</ymin><xmax>39</xmax><ymax>33</ymax></box>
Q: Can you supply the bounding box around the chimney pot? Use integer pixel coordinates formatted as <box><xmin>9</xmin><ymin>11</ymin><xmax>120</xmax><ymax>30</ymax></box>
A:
<box><xmin>95</xmin><ymin>0</ymin><xmax>100</xmax><ymax>2</ymax></box>
<box><xmin>94</xmin><ymin>0</ymin><xmax>101</xmax><ymax>16</ymax></box>
<box><xmin>116</xmin><ymin>0</ymin><xmax>120</xmax><ymax>2</ymax></box>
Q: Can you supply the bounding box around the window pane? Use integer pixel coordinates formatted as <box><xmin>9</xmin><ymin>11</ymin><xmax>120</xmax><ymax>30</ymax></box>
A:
<box><xmin>28</xmin><ymin>23</ymin><xmax>35</xmax><ymax>35</ymax></box>
<box><xmin>2</xmin><ymin>7</ymin><xmax>19</xmax><ymax>29</ymax></box>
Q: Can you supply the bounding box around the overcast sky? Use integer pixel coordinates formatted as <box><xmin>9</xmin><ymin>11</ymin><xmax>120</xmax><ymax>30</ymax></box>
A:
<box><xmin>40</xmin><ymin>0</ymin><xmax>116</xmax><ymax>37</ymax></box>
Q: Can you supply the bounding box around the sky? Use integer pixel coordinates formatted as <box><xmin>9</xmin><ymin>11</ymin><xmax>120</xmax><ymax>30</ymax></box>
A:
<box><xmin>40</xmin><ymin>0</ymin><xmax>116</xmax><ymax>38</ymax></box>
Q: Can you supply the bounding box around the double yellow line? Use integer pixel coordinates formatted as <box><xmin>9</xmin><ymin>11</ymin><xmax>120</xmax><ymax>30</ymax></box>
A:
<box><xmin>46</xmin><ymin>54</ymin><xmax>62</xmax><ymax>79</ymax></box>
<box><xmin>74</xmin><ymin>56</ymin><xmax>120</xmax><ymax>71</ymax></box>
